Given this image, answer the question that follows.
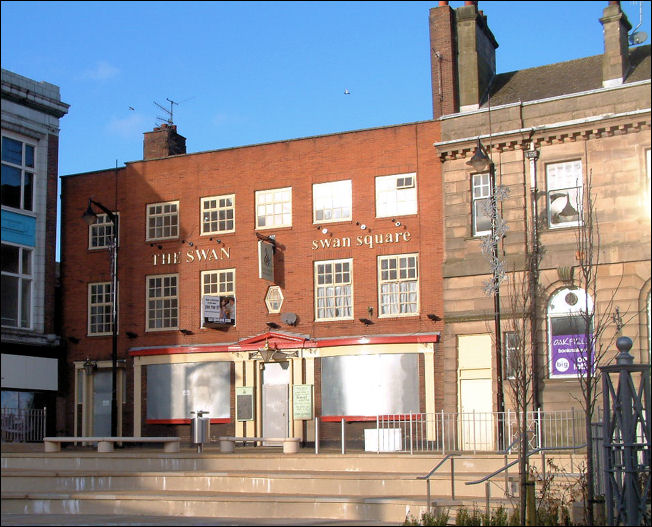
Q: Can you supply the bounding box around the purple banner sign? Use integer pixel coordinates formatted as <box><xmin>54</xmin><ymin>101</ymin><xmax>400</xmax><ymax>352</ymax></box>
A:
<box><xmin>550</xmin><ymin>334</ymin><xmax>594</xmax><ymax>377</ymax></box>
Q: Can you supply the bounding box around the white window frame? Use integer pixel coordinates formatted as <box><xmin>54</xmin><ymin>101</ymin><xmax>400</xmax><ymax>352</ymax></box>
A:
<box><xmin>1</xmin><ymin>135</ymin><xmax>35</xmax><ymax>212</ymax></box>
<box><xmin>88</xmin><ymin>281</ymin><xmax>116</xmax><ymax>336</ymax></box>
<box><xmin>1</xmin><ymin>243</ymin><xmax>32</xmax><ymax>329</ymax></box>
<box><xmin>503</xmin><ymin>331</ymin><xmax>519</xmax><ymax>380</ymax></box>
<box><xmin>546</xmin><ymin>160</ymin><xmax>583</xmax><ymax>229</ymax></box>
<box><xmin>312</xmin><ymin>180</ymin><xmax>352</xmax><ymax>224</ymax></box>
<box><xmin>375</xmin><ymin>172</ymin><xmax>417</xmax><ymax>218</ymax></box>
<box><xmin>377</xmin><ymin>253</ymin><xmax>419</xmax><ymax>317</ymax></box>
<box><xmin>146</xmin><ymin>201</ymin><xmax>179</xmax><ymax>241</ymax></box>
<box><xmin>201</xmin><ymin>268</ymin><xmax>236</xmax><ymax>326</ymax></box>
<box><xmin>314</xmin><ymin>258</ymin><xmax>353</xmax><ymax>321</ymax></box>
<box><xmin>201</xmin><ymin>195</ymin><xmax>235</xmax><ymax>235</ymax></box>
<box><xmin>472</xmin><ymin>172</ymin><xmax>492</xmax><ymax>236</ymax></box>
<box><xmin>255</xmin><ymin>187</ymin><xmax>292</xmax><ymax>229</ymax></box>
<box><xmin>88</xmin><ymin>212</ymin><xmax>119</xmax><ymax>250</ymax></box>
<box><xmin>146</xmin><ymin>273</ymin><xmax>179</xmax><ymax>331</ymax></box>
<box><xmin>265</xmin><ymin>285</ymin><xmax>284</xmax><ymax>314</ymax></box>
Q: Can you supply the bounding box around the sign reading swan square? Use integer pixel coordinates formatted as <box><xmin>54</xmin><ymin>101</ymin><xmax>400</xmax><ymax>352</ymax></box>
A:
<box><xmin>550</xmin><ymin>334</ymin><xmax>594</xmax><ymax>377</ymax></box>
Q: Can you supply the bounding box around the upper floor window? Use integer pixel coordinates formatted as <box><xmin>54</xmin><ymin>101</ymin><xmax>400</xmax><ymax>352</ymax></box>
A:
<box><xmin>255</xmin><ymin>187</ymin><xmax>291</xmax><ymax>229</ymax></box>
<box><xmin>546</xmin><ymin>160</ymin><xmax>582</xmax><ymax>228</ymax></box>
<box><xmin>88</xmin><ymin>282</ymin><xmax>116</xmax><ymax>336</ymax></box>
<box><xmin>503</xmin><ymin>331</ymin><xmax>519</xmax><ymax>379</ymax></box>
<box><xmin>1</xmin><ymin>136</ymin><xmax>35</xmax><ymax>211</ymax></box>
<box><xmin>201</xmin><ymin>195</ymin><xmax>235</xmax><ymax>235</ymax></box>
<box><xmin>315</xmin><ymin>259</ymin><xmax>353</xmax><ymax>321</ymax></box>
<box><xmin>378</xmin><ymin>254</ymin><xmax>419</xmax><ymax>316</ymax></box>
<box><xmin>147</xmin><ymin>201</ymin><xmax>178</xmax><ymax>241</ymax></box>
<box><xmin>375</xmin><ymin>173</ymin><xmax>417</xmax><ymax>218</ymax></box>
<box><xmin>146</xmin><ymin>274</ymin><xmax>178</xmax><ymax>331</ymax></box>
<box><xmin>88</xmin><ymin>213</ymin><xmax>119</xmax><ymax>250</ymax></box>
<box><xmin>1</xmin><ymin>243</ymin><xmax>32</xmax><ymax>328</ymax></box>
<box><xmin>201</xmin><ymin>269</ymin><xmax>236</xmax><ymax>326</ymax></box>
<box><xmin>472</xmin><ymin>172</ymin><xmax>492</xmax><ymax>236</ymax></box>
<box><xmin>313</xmin><ymin>180</ymin><xmax>352</xmax><ymax>223</ymax></box>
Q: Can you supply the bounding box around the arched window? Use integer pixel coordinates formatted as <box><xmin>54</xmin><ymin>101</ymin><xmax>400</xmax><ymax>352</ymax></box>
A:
<box><xmin>548</xmin><ymin>288</ymin><xmax>594</xmax><ymax>378</ymax></box>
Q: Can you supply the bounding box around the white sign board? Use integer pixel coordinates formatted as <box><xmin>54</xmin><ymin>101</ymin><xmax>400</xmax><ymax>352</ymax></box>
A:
<box><xmin>258</xmin><ymin>240</ymin><xmax>274</xmax><ymax>281</ymax></box>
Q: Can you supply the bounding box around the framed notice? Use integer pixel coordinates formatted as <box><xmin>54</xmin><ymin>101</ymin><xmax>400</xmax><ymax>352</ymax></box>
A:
<box><xmin>292</xmin><ymin>384</ymin><xmax>313</xmax><ymax>420</ymax></box>
<box><xmin>203</xmin><ymin>295</ymin><xmax>236</xmax><ymax>326</ymax></box>
<box><xmin>236</xmin><ymin>386</ymin><xmax>254</xmax><ymax>421</ymax></box>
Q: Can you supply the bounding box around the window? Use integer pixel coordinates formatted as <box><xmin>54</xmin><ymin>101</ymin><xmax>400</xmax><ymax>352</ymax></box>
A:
<box><xmin>1</xmin><ymin>136</ymin><xmax>34</xmax><ymax>211</ymax></box>
<box><xmin>1</xmin><ymin>243</ymin><xmax>32</xmax><ymax>328</ymax></box>
<box><xmin>315</xmin><ymin>259</ymin><xmax>353</xmax><ymax>321</ymax></box>
<box><xmin>547</xmin><ymin>160</ymin><xmax>582</xmax><ymax>228</ymax></box>
<box><xmin>88</xmin><ymin>213</ymin><xmax>119</xmax><ymax>250</ymax></box>
<box><xmin>472</xmin><ymin>172</ymin><xmax>492</xmax><ymax>236</ymax></box>
<box><xmin>201</xmin><ymin>269</ymin><xmax>236</xmax><ymax>326</ymax></box>
<box><xmin>201</xmin><ymin>195</ymin><xmax>235</xmax><ymax>234</ymax></box>
<box><xmin>265</xmin><ymin>285</ymin><xmax>284</xmax><ymax>313</ymax></box>
<box><xmin>146</xmin><ymin>274</ymin><xmax>178</xmax><ymax>330</ymax></box>
<box><xmin>548</xmin><ymin>287</ymin><xmax>593</xmax><ymax>378</ymax></box>
<box><xmin>88</xmin><ymin>282</ymin><xmax>115</xmax><ymax>335</ymax></box>
<box><xmin>255</xmin><ymin>187</ymin><xmax>291</xmax><ymax>229</ymax></box>
<box><xmin>146</xmin><ymin>201</ymin><xmax>179</xmax><ymax>241</ymax></box>
<box><xmin>313</xmin><ymin>180</ymin><xmax>351</xmax><ymax>223</ymax></box>
<box><xmin>503</xmin><ymin>332</ymin><xmax>519</xmax><ymax>379</ymax></box>
<box><xmin>375</xmin><ymin>173</ymin><xmax>417</xmax><ymax>218</ymax></box>
<box><xmin>378</xmin><ymin>254</ymin><xmax>419</xmax><ymax>316</ymax></box>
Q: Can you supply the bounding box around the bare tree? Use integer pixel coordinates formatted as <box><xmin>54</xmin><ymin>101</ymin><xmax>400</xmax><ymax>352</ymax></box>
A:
<box><xmin>571</xmin><ymin>168</ymin><xmax>623</xmax><ymax>525</ymax></box>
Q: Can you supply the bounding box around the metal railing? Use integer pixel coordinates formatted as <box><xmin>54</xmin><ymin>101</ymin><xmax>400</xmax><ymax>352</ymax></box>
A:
<box><xmin>320</xmin><ymin>409</ymin><xmax>593</xmax><ymax>454</ymax></box>
<box><xmin>417</xmin><ymin>453</ymin><xmax>460</xmax><ymax>510</ymax></box>
<box><xmin>1</xmin><ymin>407</ymin><xmax>47</xmax><ymax>442</ymax></box>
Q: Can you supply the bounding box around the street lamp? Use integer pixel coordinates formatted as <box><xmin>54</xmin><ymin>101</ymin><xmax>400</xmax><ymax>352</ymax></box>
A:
<box><xmin>82</xmin><ymin>198</ymin><xmax>119</xmax><ymax>437</ymax></box>
<box><xmin>467</xmin><ymin>138</ymin><xmax>505</xmax><ymax>449</ymax></box>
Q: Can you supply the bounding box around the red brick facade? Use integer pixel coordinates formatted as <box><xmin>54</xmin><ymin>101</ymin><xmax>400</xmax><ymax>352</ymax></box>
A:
<box><xmin>60</xmin><ymin>120</ymin><xmax>444</xmax><ymax>440</ymax></box>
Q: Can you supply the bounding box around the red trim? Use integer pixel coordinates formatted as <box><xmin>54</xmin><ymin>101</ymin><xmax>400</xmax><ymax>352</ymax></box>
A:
<box><xmin>320</xmin><ymin>414</ymin><xmax>422</xmax><ymax>422</ymax></box>
<box><xmin>146</xmin><ymin>418</ymin><xmax>231</xmax><ymax>425</ymax></box>
<box><xmin>130</xmin><ymin>332</ymin><xmax>439</xmax><ymax>357</ymax></box>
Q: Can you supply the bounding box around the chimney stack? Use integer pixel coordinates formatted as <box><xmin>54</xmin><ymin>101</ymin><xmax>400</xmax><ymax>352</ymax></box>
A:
<box><xmin>143</xmin><ymin>123</ymin><xmax>187</xmax><ymax>160</ymax></box>
<box><xmin>600</xmin><ymin>1</ymin><xmax>632</xmax><ymax>87</ymax></box>
<box><xmin>429</xmin><ymin>1</ymin><xmax>498</xmax><ymax>118</ymax></box>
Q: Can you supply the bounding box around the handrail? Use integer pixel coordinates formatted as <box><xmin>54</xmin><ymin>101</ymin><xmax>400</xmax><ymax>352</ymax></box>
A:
<box><xmin>417</xmin><ymin>452</ymin><xmax>460</xmax><ymax>510</ymax></box>
<box><xmin>465</xmin><ymin>444</ymin><xmax>587</xmax><ymax>486</ymax></box>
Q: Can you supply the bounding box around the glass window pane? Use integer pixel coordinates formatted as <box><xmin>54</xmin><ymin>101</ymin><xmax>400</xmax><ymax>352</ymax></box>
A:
<box><xmin>25</xmin><ymin>144</ymin><xmax>34</xmax><ymax>167</ymax></box>
<box><xmin>1</xmin><ymin>164</ymin><xmax>21</xmax><ymax>208</ymax></box>
<box><xmin>2</xmin><ymin>244</ymin><xmax>19</xmax><ymax>273</ymax></box>
<box><xmin>1</xmin><ymin>137</ymin><xmax>22</xmax><ymax>164</ymax></box>
<box><xmin>1</xmin><ymin>275</ymin><xmax>18</xmax><ymax>326</ymax></box>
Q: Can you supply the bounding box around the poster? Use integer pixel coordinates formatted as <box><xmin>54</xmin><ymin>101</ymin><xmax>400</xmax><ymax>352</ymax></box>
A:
<box><xmin>550</xmin><ymin>334</ymin><xmax>594</xmax><ymax>377</ymax></box>
<box><xmin>203</xmin><ymin>295</ymin><xmax>236</xmax><ymax>326</ymax></box>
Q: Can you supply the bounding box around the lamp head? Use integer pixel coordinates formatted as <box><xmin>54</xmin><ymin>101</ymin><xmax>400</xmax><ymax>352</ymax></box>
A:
<box><xmin>467</xmin><ymin>138</ymin><xmax>493</xmax><ymax>172</ymax></box>
<box><xmin>82</xmin><ymin>200</ymin><xmax>98</xmax><ymax>225</ymax></box>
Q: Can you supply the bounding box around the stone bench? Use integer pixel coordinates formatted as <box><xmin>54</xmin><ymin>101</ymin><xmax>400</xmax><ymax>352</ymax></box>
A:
<box><xmin>43</xmin><ymin>436</ymin><xmax>181</xmax><ymax>453</ymax></box>
<box><xmin>218</xmin><ymin>436</ymin><xmax>300</xmax><ymax>454</ymax></box>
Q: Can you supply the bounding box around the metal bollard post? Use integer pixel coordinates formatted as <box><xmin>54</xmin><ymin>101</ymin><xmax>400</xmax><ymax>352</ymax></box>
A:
<box><xmin>315</xmin><ymin>417</ymin><xmax>319</xmax><ymax>454</ymax></box>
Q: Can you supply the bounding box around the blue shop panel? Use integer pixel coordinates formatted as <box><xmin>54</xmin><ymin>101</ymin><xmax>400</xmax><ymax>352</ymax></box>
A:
<box><xmin>1</xmin><ymin>210</ymin><xmax>36</xmax><ymax>247</ymax></box>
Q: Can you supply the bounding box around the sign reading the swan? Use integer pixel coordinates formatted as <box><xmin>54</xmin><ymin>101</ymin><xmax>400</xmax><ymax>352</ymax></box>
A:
<box><xmin>258</xmin><ymin>240</ymin><xmax>274</xmax><ymax>281</ymax></box>
<box><xmin>203</xmin><ymin>295</ymin><xmax>236</xmax><ymax>327</ymax></box>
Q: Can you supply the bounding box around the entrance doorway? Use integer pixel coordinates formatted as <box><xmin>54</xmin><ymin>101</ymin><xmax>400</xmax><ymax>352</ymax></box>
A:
<box><xmin>261</xmin><ymin>361</ymin><xmax>290</xmax><ymax>445</ymax></box>
<box><xmin>92</xmin><ymin>370</ymin><xmax>111</xmax><ymax>436</ymax></box>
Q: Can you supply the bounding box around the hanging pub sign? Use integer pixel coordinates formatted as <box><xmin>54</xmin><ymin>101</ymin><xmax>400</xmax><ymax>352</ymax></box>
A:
<box><xmin>203</xmin><ymin>295</ymin><xmax>236</xmax><ymax>327</ymax></box>
<box><xmin>258</xmin><ymin>240</ymin><xmax>274</xmax><ymax>281</ymax></box>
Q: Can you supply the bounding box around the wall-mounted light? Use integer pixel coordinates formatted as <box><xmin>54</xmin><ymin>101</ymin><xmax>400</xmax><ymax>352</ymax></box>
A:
<box><xmin>322</xmin><ymin>228</ymin><xmax>329</xmax><ymax>234</ymax></box>
<box><xmin>83</xmin><ymin>357</ymin><xmax>97</xmax><ymax>376</ymax></box>
<box><xmin>427</xmin><ymin>314</ymin><xmax>442</xmax><ymax>321</ymax></box>
<box><xmin>367</xmin><ymin>306</ymin><xmax>374</xmax><ymax>317</ymax></box>
<box><xmin>395</xmin><ymin>221</ymin><xmax>401</xmax><ymax>227</ymax></box>
<box><xmin>360</xmin><ymin>224</ymin><xmax>366</xmax><ymax>230</ymax></box>
<box><xmin>179</xmin><ymin>329</ymin><xmax>193</xmax><ymax>335</ymax></box>
<box><xmin>68</xmin><ymin>336</ymin><xmax>80</xmax><ymax>344</ymax></box>
<box><xmin>126</xmin><ymin>331</ymin><xmax>138</xmax><ymax>339</ymax></box>
<box><xmin>359</xmin><ymin>318</ymin><xmax>373</xmax><ymax>325</ymax></box>
<box><xmin>266</xmin><ymin>321</ymin><xmax>280</xmax><ymax>329</ymax></box>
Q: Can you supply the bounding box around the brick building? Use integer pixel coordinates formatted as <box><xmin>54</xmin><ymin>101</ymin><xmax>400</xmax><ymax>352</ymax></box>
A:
<box><xmin>60</xmin><ymin>120</ymin><xmax>443</xmax><ymax>445</ymax></box>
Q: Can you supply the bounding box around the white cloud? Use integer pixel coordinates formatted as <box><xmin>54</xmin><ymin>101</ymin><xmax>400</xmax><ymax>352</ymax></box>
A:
<box><xmin>82</xmin><ymin>60</ymin><xmax>120</xmax><ymax>81</ymax></box>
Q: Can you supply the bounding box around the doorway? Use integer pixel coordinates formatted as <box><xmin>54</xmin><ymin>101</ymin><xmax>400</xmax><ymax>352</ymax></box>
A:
<box><xmin>261</xmin><ymin>361</ymin><xmax>290</xmax><ymax>445</ymax></box>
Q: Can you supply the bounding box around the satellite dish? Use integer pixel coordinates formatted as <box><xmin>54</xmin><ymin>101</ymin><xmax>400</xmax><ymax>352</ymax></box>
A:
<box><xmin>629</xmin><ymin>31</ymin><xmax>648</xmax><ymax>45</ymax></box>
<box><xmin>281</xmin><ymin>312</ymin><xmax>297</xmax><ymax>326</ymax></box>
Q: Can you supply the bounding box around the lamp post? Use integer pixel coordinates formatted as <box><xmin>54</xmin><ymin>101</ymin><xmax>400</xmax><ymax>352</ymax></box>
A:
<box><xmin>467</xmin><ymin>138</ymin><xmax>505</xmax><ymax>449</ymax></box>
<box><xmin>82</xmin><ymin>199</ymin><xmax>119</xmax><ymax>437</ymax></box>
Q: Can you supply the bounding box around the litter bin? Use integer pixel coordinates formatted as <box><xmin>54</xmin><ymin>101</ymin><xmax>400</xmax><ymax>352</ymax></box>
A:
<box><xmin>190</xmin><ymin>410</ymin><xmax>210</xmax><ymax>453</ymax></box>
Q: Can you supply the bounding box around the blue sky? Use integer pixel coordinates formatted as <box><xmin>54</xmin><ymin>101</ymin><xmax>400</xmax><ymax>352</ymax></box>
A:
<box><xmin>1</xmin><ymin>1</ymin><xmax>650</xmax><ymax>257</ymax></box>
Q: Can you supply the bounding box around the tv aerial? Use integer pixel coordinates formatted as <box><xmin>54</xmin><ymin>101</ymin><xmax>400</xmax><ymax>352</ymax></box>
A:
<box><xmin>628</xmin><ymin>1</ymin><xmax>648</xmax><ymax>45</ymax></box>
<box><xmin>154</xmin><ymin>97</ymin><xmax>194</xmax><ymax>126</ymax></box>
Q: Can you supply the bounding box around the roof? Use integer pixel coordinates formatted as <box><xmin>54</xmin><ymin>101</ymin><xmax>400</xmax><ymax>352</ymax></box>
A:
<box><xmin>485</xmin><ymin>44</ymin><xmax>650</xmax><ymax>108</ymax></box>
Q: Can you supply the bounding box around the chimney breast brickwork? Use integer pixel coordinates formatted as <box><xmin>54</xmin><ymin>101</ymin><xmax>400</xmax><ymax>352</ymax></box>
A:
<box><xmin>143</xmin><ymin>123</ymin><xmax>187</xmax><ymax>160</ymax></box>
